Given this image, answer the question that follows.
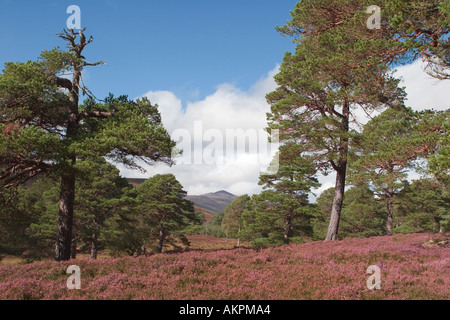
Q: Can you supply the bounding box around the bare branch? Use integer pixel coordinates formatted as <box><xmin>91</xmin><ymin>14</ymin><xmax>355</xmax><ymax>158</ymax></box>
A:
<box><xmin>82</xmin><ymin>61</ymin><xmax>107</xmax><ymax>67</ymax></box>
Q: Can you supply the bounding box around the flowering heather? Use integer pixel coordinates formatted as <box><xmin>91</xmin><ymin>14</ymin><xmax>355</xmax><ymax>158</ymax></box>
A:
<box><xmin>0</xmin><ymin>233</ymin><xmax>448</xmax><ymax>300</ymax></box>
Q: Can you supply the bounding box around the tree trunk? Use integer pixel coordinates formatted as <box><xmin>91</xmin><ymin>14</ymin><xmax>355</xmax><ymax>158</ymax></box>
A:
<box><xmin>157</xmin><ymin>225</ymin><xmax>165</xmax><ymax>254</ymax></box>
<box><xmin>325</xmin><ymin>167</ymin><xmax>346</xmax><ymax>241</ymax></box>
<box><xmin>325</xmin><ymin>100</ymin><xmax>349</xmax><ymax>242</ymax></box>
<box><xmin>55</xmin><ymin>173</ymin><xmax>76</xmax><ymax>261</ymax></box>
<box><xmin>386</xmin><ymin>191</ymin><xmax>394</xmax><ymax>236</ymax></box>
<box><xmin>54</xmin><ymin>51</ymin><xmax>81</xmax><ymax>261</ymax></box>
<box><xmin>71</xmin><ymin>236</ymin><xmax>77</xmax><ymax>259</ymax></box>
<box><xmin>90</xmin><ymin>233</ymin><xmax>98</xmax><ymax>260</ymax></box>
<box><xmin>435</xmin><ymin>217</ymin><xmax>443</xmax><ymax>234</ymax></box>
<box><xmin>284</xmin><ymin>213</ymin><xmax>292</xmax><ymax>245</ymax></box>
<box><xmin>237</xmin><ymin>223</ymin><xmax>241</xmax><ymax>246</ymax></box>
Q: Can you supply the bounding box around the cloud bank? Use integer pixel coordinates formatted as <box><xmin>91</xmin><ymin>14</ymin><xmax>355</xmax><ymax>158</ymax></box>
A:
<box><xmin>119</xmin><ymin>66</ymin><xmax>280</xmax><ymax>196</ymax></box>
<box><xmin>119</xmin><ymin>60</ymin><xmax>449</xmax><ymax>198</ymax></box>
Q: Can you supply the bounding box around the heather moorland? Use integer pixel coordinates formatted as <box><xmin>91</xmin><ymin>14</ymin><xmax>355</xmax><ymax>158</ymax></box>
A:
<box><xmin>0</xmin><ymin>233</ymin><xmax>448</xmax><ymax>300</ymax></box>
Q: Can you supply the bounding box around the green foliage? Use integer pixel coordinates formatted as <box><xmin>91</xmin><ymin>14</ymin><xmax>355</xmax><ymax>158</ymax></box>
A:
<box><xmin>239</xmin><ymin>143</ymin><xmax>319</xmax><ymax>247</ymax></box>
<box><xmin>395</xmin><ymin>178</ymin><xmax>450</xmax><ymax>234</ymax></box>
<box><xmin>104</xmin><ymin>174</ymin><xmax>200</xmax><ymax>256</ymax></box>
<box><xmin>74</xmin><ymin>95</ymin><xmax>176</xmax><ymax>170</ymax></box>
<box><xmin>74</xmin><ymin>158</ymin><xmax>132</xmax><ymax>257</ymax></box>
<box><xmin>240</xmin><ymin>190</ymin><xmax>315</xmax><ymax>247</ymax></box>
<box><xmin>102</xmin><ymin>192</ymin><xmax>149</xmax><ymax>257</ymax></box>
<box><xmin>0</xmin><ymin>178</ymin><xmax>59</xmax><ymax>262</ymax></box>
<box><xmin>221</xmin><ymin>195</ymin><xmax>250</xmax><ymax>238</ymax></box>
<box><xmin>350</xmin><ymin>107</ymin><xmax>416</xmax><ymax>191</ymax></box>
<box><xmin>350</xmin><ymin>108</ymin><xmax>446</xmax><ymax>235</ymax></box>
<box><xmin>205</xmin><ymin>212</ymin><xmax>226</xmax><ymax>238</ymax></box>
<box><xmin>268</xmin><ymin>0</ymin><xmax>406</xmax><ymax>240</ymax></box>
<box><xmin>259</xmin><ymin>143</ymin><xmax>319</xmax><ymax>194</ymax></box>
<box><xmin>1</xmin><ymin>30</ymin><xmax>177</xmax><ymax>260</ymax></box>
<box><xmin>339</xmin><ymin>187</ymin><xmax>386</xmax><ymax>238</ymax></box>
<box><xmin>427</xmin><ymin>110</ymin><xmax>450</xmax><ymax>186</ymax></box>
<box><xmin>23</xmin><ymin>182</ymin><xmax>60</xmax><ymax>261</ymax></box>
<box><xmin>181</xmin><ymin>210</ymin><xmax>206</xmax><ymax>235</ymax></box>
<box><xmin>0</xmin><ymin>161</ymin><xmax>132</xmax><ymax>261</ymax></box>
<box><xmin>313</xmin><ymin>186</ymin><xmax>385</xmax><ymax>239</ymax></box>
<box><xmin>385</xmin><ymin>0</ymin><xmax>450</xmax><ymax>79</ymax></box>
<box><xmin>0</xmin><ymin>191</ymin><xmax>33</xmax><ymax>261</ymax></box>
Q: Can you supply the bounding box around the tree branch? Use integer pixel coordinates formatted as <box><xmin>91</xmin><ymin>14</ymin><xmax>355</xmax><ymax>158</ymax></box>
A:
<box><xmin>329</xmin><ymin>160</ymin><xmax>340</xmax><ymax>172</ymax></box>
<box><xmin>80</xmin><ymin>111</ymin><xmax>113</xmax><ymax>119</ymax></box>
<box><xmin>82</xmin><ymin>61</ymin><xmax>107</xmax><ymax>67</ymax></box>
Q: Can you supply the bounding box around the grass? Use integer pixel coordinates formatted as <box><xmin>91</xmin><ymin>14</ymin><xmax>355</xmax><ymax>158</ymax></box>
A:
<box><xmin>0</xmin><ymin>256</ymin><xmax>24</xmax><ymax>265</ymax></box>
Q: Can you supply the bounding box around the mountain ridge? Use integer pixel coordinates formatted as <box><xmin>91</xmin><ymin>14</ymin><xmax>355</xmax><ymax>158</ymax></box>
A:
<box><xmin>125</xmin><ymin>179</ymin><xmax>237</xmax><ymax>214</ymax></box>
<box><xmin>185</xmin><ymin>190</ymin><xmax>238</xmax><ymax>214</ymax></box>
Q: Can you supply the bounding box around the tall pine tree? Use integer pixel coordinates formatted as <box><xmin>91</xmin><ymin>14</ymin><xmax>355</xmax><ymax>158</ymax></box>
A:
<box><xmin>135</xmin><ymin>174</ymin><xmax>198</xmax><ymax>254</ymax></box>
<box><xmin>0</xmin><ymin>29</ymin><xmax>176</xmax><ymax>260</ymax></box>
<box><xmin>267</xmin><ymin>0</ymin><xmax>404</xmax><ymax>240</ymax></box>
<box><xmin>349</xmin><ymin>107</ymin><xmax>441</xmax><ymax>235</ymax></box>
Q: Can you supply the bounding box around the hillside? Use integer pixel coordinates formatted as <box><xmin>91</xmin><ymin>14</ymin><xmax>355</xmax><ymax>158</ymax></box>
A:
<box><xmin>194</xmin><ymin>205</ymin><xmax>215</xmax><ymax>223</ymax></box>
<box><xmin>0</xmin><ymin>233</ymin><xmax>448</xmax><ymax>300</ymax></box>
<box><xmin>185</xmin><ymin>190</ymin><xmax>238</xmax><ymax>214</ymax></box>
<box><xmin>125</xmin><ymin>178</ymin><xmax>147</xmax><ymax>187</ymax></box>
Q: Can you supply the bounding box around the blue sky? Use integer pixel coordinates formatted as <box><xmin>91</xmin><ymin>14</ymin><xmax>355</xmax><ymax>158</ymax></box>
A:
<box><xmin>1</xmin><ymin>0</ymin><xmax>297</xmax><ymax>102</ymax></box>
<box><xmin>1</xmin><ymin>1</ymin><xmax>449</xmax><ymax>196</ymax></box>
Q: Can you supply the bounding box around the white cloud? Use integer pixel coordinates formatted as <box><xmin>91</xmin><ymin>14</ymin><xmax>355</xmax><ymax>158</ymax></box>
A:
<box><xmin>118</xmin><ymin>66</ymin><xmax>280</xmax><ymax>196</ymax></box>
<box><xmin>119</xmin><ymin>60</ymin><xmax>448</xmax><ymax>199</ymax></box>
<box><xmin>313</xmin><ymin>60</ymin><xmax>449</xmax><ymax>201</ymax></box>
<box><xmin>394</xmin><ymin>60</ymin><xmax>450</xmax><ymax>111</ymax></box>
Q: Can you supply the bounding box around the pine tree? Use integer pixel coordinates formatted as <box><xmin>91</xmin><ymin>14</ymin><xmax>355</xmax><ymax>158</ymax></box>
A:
<box><xmin>339</xmin><ymin>186</ymin><xmax>385</xmax><ymax>238</ymax></box>
<box><xmin>385</xmin><ymin>0</ymin><xmax>450</xmax><ymax>79</ymax></box>
<box><xmin>0</xmin><ymin>29</ymin><xmax>176</xmax><ymax>261</ymax></box>
<box><xmin>74</xmin><ymin>159</ymin><xmax>131</xmax><ymax>259</ymax></box>
<box><xmin>0</xmin><ymin>178</ymin><xmax>60</xmax><ymax>261</ymax></box>
<box><xmin>267</xmin><ymin>0</ymin><xmax>404</xmax><ymax>241</ymax></box>
<box><xmin>135</xmin><ymin>174</ymin><xmax>199</xmax><ymax>254</ymax></box>
<box><xmin>240</xmin><ymin>143</ymin><xmax>318</xmax><ymax>246</ymax></box>
<box><xmin>426</xmin><ymin>110</ymin><xmax>449</xmax><ymax>187</ymax></box>
<box><xmin>396</xmin><ymin>178</ymin><xmax>450</xmax><ymax>233</ymax></box>
<box><xmin>350</xmin><ymin>108</ymin><xmax>443</xmax><ymax>235</ymax></box>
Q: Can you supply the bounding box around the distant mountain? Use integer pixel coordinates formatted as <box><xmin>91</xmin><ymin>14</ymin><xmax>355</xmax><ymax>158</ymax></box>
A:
<box><xmin>186</xmin><ymin>190</ymin><xmax>238</xmax><ymax>214</ymax></box>
<box><xmin>126</xmin><ymin>178</ymin><xmax>147</xmax><ymax>187</ymax></box>
<box><xmin>125</xmin><ymin>178</ymin><xmax>237</xmax><ymax>214</ymax></box>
